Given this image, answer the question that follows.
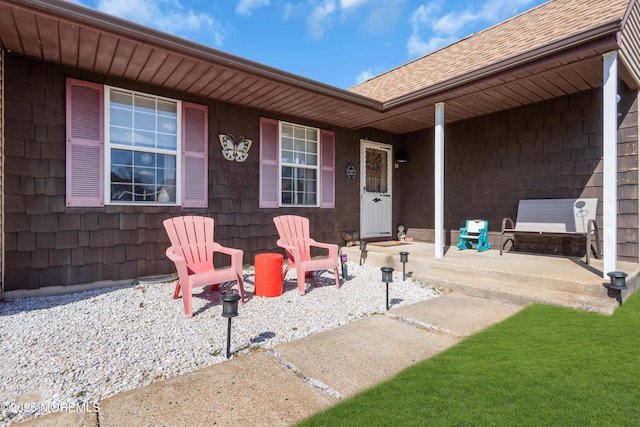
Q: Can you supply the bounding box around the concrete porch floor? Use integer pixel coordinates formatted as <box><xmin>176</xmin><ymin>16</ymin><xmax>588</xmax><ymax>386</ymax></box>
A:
<box><xmin>341</xmin><ymin>242</ymin><xmax>640</xmax><ymax>315</ymax></box>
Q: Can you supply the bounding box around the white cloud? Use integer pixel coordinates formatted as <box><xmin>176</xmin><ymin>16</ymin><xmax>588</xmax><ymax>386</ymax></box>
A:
<box><xmin>236</xmin><ymin>0</ymin><xmax>270</xmax><ymax>16</ymax></box>
<box><xmin>407</xmin><ymin>0</ymin><xmax>534</xmax><ymax>58</ymax></box>
<box><xmin>97</xmin><ymin>0</ymin><xmax>224</xmax><ymax>45</ymax></box>
<box><xmin>355</xmin><ymin>66</ymin><xmax>386</xmax><ymax>85</ymax></box>
<box><xmin>340</xmin><ymin>0</ymin><xmax>369</xmax><ymax>10</ymax></box>
<box><xmin>306</xmin><ymin>0</ymin><xmax>337</xmax><ymax>40</ymax></box>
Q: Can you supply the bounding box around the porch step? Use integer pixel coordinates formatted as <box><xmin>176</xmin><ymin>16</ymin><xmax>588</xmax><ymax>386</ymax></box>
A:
<box><xmin>412</xmin><ymin>269</ymin><xmax>618</xmax><ymax>316</ymax></box>
<box><xmin>346</xmin><ymin>246</ymin><xmax>620</xmax><ymax>315</ymax></box>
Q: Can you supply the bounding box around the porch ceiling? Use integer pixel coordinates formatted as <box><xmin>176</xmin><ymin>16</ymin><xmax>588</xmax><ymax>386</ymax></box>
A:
<box><xmin>0</xmin><ymin>0</ymin><xmax>628</xmax><ymax>135</ymax></box>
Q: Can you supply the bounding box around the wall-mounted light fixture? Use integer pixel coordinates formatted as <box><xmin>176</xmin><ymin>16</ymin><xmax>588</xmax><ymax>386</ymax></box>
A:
<box><xmin>395</xmin><ymin>151</ymin><xmax>408</xmax><ymax>163</ymax></box>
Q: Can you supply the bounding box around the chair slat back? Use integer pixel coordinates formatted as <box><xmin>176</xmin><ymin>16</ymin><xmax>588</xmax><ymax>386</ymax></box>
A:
<box><xmin>273</xmin><ymin>215</ymin><xmax>312</xmax><ymax>260</ymax></box>
<box><xmin>163</xmin><ymin>216</ymin><xmax>215</xmax><ymax>265</ymax></box>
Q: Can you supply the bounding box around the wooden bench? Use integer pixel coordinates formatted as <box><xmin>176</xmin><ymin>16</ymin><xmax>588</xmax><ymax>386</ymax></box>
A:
<box><xmin>500</xmin><ymin>198</ymin><xmax>601</xmax><ymax>264</ymax></box>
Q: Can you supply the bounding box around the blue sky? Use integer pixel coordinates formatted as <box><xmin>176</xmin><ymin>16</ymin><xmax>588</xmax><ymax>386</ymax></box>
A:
<box><xmin>72</xmin><ymin>0</ymin><xmax>547</xmax><ymax>89</ymax></box>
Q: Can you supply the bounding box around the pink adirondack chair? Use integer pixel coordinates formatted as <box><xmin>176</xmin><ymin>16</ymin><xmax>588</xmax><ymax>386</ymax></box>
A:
<box><xmin>163</xmin><ymin>216</ymin><xmax>245</xmax><ymax>317</ymax></box>
<box><xmin>273</xmin><ymin>215</ymin><xmax>340</xmax><ymax>295</ymax></box>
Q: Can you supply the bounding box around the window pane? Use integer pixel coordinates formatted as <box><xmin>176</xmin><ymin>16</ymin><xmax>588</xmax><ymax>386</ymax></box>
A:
<box><xmin>157</xmin><ymin>99</ymin><xmax>176</xmax><ymax>115</ymax></box>
<box><xmin>157</xmin><ymin>115</ymin><xmax>177</xmax><ymax>135</ymax></box>
<box><xmin>282</xmin><ymin>137</ymin><xmax>293</xmax><ymax>150</ymax></box>
<box><xmin>157</xmin><ymin>133</ymin><xmax>177</xmax><ymax>150</ymax></box>
<box><xmin>110</xmin><ymin>108</ymin><xmax>132</xmax><ymax>128</ymax></box>
<box><xmin>306</xmin><ymin>128</ymin><xmax>317</xmax><ymax>141</ymax></box>
<box><xmin>282</xmin><ymin>150</ymin><xmax>294</xmax><ymax>164</ymax></box>
<box><xmin>111</xmin><ymin>184</ymin><xmax>132</xmax><ymax>201</ymax></box>
<box><xmin>111</xmin><ymin>91</ymin><xmax>132</xmax><ymax>108</ymax></box>
<box><xmin>135</xmin><ymin>130</ymin><xmax>156</xmax><ymax>148</ymax></box>
<box><xmin>110</xmin><ymin>127</ymin><xmax>133</xmax><ymax>145</ymax></box>
<box><xmin>134</xmin><ymin>95</ymin><xmax>156</xmax><ymax>114</ymax></box>
<box><xmin>135</xmin><ymin>111</ymin><xmax>156</xmax><ymax>132</ymax></box>
<box><xmin>281</xmin><ymin>124</ymin><xmax>293</xmax><ymax>138</ymax></box>
<box><xmin>293</xmin><ymin>127</ymin><xmax>305</xmax><ymax>139</ymax></box>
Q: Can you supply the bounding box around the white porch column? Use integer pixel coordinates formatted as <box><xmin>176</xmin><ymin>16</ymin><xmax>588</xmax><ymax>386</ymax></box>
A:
<box><xmin>603</xmin><ymin>51</ymin><xmax>618</xmax><ymax>277</ymax></box>
<box><xmin>435</xmin><ymin>102</ymin><xmax>445</xmax><ymax>258</ymax></box>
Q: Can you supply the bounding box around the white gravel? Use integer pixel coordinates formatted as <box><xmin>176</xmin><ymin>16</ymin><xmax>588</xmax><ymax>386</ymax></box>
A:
<box><xmin>0</xmin><ymin>261</ymin><xmax>441</xmax><ymax>425</ymax></box>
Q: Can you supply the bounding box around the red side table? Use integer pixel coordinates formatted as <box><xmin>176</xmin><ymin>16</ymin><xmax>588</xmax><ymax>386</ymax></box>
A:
<box><xmin>254</xmin><ymin>253</ymin><xmax>284</xmax><ymax>297</ymax></box>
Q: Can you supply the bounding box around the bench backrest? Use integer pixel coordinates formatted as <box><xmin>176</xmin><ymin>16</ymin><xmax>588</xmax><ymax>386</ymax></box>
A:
<box><xmin>514</xmin><ymin>198</ymin><xmax>597</xmax><ymax>234</ymax></box>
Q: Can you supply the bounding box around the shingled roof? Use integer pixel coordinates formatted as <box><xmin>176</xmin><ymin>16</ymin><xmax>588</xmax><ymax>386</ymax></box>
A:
<box><xmin>349</xmin><ymin>0</ymin><xmax>631</xmax><ymax>103</ymax></box>
<box><xmin>0</xmin><ymin>0</ymin><xmax>636</xmax><ymax>133</ymax></box>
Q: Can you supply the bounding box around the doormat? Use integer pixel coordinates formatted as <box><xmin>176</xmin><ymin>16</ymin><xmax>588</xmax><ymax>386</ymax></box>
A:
<box><xmin>367</xmin><ymin>241</ymin><xmax>411</xmax><ymax>247</ymax></box>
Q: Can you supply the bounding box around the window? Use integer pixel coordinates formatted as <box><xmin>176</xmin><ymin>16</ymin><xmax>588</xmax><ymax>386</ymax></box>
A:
<box><xmin>107</xmin><ymin>89</ymin><xmax>178</xmax><ymax>203</ymax></box>
<box><xmin>280</xmin><ymin>122</ymin><xmax>319</xmax><ymax>206</ymax></box>
<box><xmin>259</xmin><ymin>117</ymin><xmax>335</xmax><ymax>209</ymax></box>
<box><xmin>65</xmin><ymin>78</ymin><xmax>208</xmax><ymax>208</ymax></box>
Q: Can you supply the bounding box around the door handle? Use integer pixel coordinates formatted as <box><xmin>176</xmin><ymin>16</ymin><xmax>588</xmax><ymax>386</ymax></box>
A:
<box><xmin>373</xmin><ymin>197</ymin><xmax>381</xmax><ymax>203</ymax></box>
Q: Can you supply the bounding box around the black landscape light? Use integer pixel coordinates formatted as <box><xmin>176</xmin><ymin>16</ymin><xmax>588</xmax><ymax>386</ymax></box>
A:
<box><xmin>340</xmin><ymin>252</ymin><xmax>348</xmax><ymax>279</ymax></box>
<box><xmin>607</xmin><ymin>271</ymin><xmax>628</xmax><ymax>306</ymax></box>
<box><xmin>222</xmin><ymin>293</ymin><xmax>241</xmax><ymax>359</ymax></box>
<box><xmin>381</xmin><ymin>266</ymin><xmax>394</xmax><ymax>310</ymax></box>
<box><xmin>359</xmin><ymin>241</ymin><xmax>368</xmax><ymax>265</ymax></box>
<box><xmin>399</xmin><ymin>252</ymin><xmax>409</xmax><ymax>280</ymax></box>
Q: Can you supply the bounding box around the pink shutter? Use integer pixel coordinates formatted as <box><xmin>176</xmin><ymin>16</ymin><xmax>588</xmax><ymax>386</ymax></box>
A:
<box><xmin>259</xmin><ymin>117</ymin><xmax>279</xmax><ymax>208</ymax></box>
<box><xmin>320</xmin><ymin>129</ymin><xmax>335</xmax><ymax>208</ymax></box>
<box><xmin>182</xmin><ymin>102</ymin><xmax>208</xmax><ymax>208</ymax></box>
<box><xmin>66</xmin><ymin>78</ymin><xmax>104</xmax><ymax>207</ymax></box>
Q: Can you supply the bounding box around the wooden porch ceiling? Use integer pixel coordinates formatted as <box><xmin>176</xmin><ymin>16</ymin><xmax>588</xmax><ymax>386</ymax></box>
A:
<box><xmin>0</xmin><ymin>0</ymin><xmax>627</xmax><ymax>135</ymax></box>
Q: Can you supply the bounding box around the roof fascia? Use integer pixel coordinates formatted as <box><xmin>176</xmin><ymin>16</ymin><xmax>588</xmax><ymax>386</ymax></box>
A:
<box><xmin>383</xmin><ymin>20</ymin><xmax>623</xmax><ymax>110</ymax></box>
<box><xmin>5</xmin><ymin>0</ymin><xmax>384</xmax><ymax>110</ymax></box>
<box><xmin>622</xmin><ymin>0</ymin><xmax>638</xmax><ymax>26</ymax></box>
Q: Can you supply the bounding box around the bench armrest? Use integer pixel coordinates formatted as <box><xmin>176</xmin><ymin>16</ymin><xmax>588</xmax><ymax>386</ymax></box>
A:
<box><xmin>501</xmin><ymin>217</ymin><xmax>515</xmax><ymax>233</ymax></box>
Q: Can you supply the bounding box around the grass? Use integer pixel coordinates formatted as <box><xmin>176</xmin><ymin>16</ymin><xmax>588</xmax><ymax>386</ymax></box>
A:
<box><xmin>297</xmin><ymin>291</ymin><xmax>640</xmax><ymax>426</ymax></box>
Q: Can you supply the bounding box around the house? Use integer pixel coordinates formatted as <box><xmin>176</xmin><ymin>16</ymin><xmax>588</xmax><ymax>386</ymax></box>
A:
<box><xmin>0</xmin><ymin>0</ymin><xmax>637</xmax><ymax>297</ymax></box>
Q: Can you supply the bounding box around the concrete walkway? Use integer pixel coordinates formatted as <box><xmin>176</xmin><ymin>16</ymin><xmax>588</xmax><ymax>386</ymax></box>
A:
<box><xmin>19</xmin><ymin>243</ymin><xmax>639</xmax><ymax>426</ymax></box>
<box><xmin>17</xmin><ymin>293</ymin><xmax>521</xmax><ymax>427</ymax></box>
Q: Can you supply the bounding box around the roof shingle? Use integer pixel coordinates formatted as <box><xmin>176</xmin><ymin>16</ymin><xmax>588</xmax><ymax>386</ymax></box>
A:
<box><xmin>348</xmin><ymin>0</ymin><xmax>629</xmax><ymax>102</ymax></box>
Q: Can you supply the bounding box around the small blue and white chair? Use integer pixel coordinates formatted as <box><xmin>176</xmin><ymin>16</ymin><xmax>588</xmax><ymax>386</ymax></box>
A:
<box><xmin>457</xmin><ymin>219</ymin><xmax>491</xmax><ymax>252</ymax></box>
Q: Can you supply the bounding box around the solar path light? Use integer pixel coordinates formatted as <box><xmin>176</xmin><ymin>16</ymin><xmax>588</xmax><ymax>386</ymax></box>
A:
<box><xmin>607</xmin><ymin>271</ymin><xmax>627</xmax><ymax>306</ymax></box>
<box><xmin>221</xmin><ymin>293</ymin><xmax>241</xmax><ymax>359</ymax></box>
<box><xmin>381</xmin><ymin>266</ymin><xmax>394</xmax><ymax>310</ymax></box>
<box><xmin>399</xmin><ymin>251</ymin><xmax>409</xmax><ymax>280</ymax></box>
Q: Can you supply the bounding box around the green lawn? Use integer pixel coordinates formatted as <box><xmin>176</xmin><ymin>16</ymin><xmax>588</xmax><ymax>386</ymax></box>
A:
<box><xmin>297</xmin><ymin>291</ymin><xmax>640</xmax><ymax>426</ymax></box>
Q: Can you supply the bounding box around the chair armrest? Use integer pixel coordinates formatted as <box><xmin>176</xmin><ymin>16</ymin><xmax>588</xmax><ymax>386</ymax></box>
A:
<box><xmin>276</xmin><ymin>239</ymin><xmax>302</xmax><ymax>259</ymax></box>
<box><xmin>212</xmin><ymin>243</ymin><xmax>244</xmax><ymax>269</ymax></box>
<box><xmin>308</xmin><ymin>239</ymin><xmax>339</xmax><ymax>258</ymax></box>
<box><xmin>212</xmin><ymin>243</ymin><xmax>243</xmax><ymax>258</ymax></box>
<box><xmin>165</xmin><ymin>246</ymin><xmax>190</xmax><ymax>279</ymax></box>
<box><xmin>501</xmin><ymin>217</ymin><xmax>515</xmax><ymax>233</ymax></box>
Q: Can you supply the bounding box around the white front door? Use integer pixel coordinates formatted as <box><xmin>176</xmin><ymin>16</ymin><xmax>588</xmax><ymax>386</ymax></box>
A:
<box><xmin>360</xmin><ymin>140</ymin><xmax>392</xmax><ymax>239</ymax></box>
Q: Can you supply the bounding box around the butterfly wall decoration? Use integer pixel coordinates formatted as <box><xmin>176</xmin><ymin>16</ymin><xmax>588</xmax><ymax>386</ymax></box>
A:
<box><xmin>219</xmin><ymin>134</ymin><xmax>253</xmax><ymax>162</ymax></box>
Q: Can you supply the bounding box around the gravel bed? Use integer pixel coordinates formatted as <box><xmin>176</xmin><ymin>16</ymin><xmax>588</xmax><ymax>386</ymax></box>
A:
<box><xmin>0</xmin><ymin>261</ymin><xmax>441</xmax><ymax>425</ymax></box>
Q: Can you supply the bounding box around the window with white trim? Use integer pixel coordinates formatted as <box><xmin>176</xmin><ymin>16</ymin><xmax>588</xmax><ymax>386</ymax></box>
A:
<box><xmin>280</xmin><ymin>122</ymin><xmax>319</xmax><ymax>206</ymax></box>
<box><xmin>107</xmin><ymin>88</ymin><xmax>179</xmax><ymax>204</ymax></box>
<box><xmin>65</xmin><ymin>78</ymin><xmax>208</xmax><ymax>208</ymax></box>
<box><xmin>259</xmin><ymin>117</ymin><xmax>335</xmax><ymax>209</ymax></box>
